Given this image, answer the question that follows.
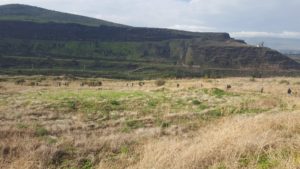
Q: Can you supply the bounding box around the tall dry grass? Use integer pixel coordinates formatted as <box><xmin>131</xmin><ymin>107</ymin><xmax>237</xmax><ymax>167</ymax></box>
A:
<box><xmin>2</xmin><ymin>76</ymin><xmax>300</xmax><ymax>169</ymax></box>
<box><xmin>131</xmin><ymin>112</ymin><xmax>300</xmax><ymax>169</ymax></box>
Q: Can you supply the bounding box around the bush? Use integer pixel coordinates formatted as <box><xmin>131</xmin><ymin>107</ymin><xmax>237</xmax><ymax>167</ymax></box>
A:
<box><xmin>35</xmin><ymin>126</ymin><xmax>49</xmax><ymax>137</ymax></box>
<box><xmin>155</xmin><ymin>79</ymin><xmax>166</xmax><ymax>86</ymax></box>
<box><xmin>15</xmin><ymin>79</ymin><xmax>26</xmax><ymax>85</ymax></box>
<box><xmin>110</xmin><ymin>100</ymin><xmax>120</xmax><ymax>106</ymax></box>
<box><xmin>51</xmin><ymin>150</ymin><xmax>69</xmax><ymax>165</ymax></box>
<box><xmin>192</xmin><ymin>100</ymin><xmax>201</xmax><ymax>105</ymax></box>
<box><xmin>161</xmin><ymin>121</ymin><xmax>170</xmax><ymax>128</ymax></box>
<box><xmin>79</xmin><ymin>159</ymin><xmax>93</xmax><ymax>169</ymax></box>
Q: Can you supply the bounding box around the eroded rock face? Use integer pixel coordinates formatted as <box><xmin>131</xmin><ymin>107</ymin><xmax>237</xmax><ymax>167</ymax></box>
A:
<box><xmin>180</xmin><ymin>40</ymin><xmax>300</xmax><ymax>70</ymax></box>
<box><xmin>0</xmin><ymin>4</ymin><xmax>299</xmax><ymax>76</ymax></box>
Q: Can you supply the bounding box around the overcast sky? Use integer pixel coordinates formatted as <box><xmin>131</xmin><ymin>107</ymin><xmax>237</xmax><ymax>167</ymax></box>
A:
<box><xmin>0</xmin><ymin>0</ymin><xmax>300</xmax><ymax>40</ymax></box>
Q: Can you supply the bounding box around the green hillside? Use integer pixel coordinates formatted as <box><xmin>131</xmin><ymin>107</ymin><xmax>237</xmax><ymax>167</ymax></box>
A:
<box><xmin>0</xmin><ymin>4</ymin><xmax>299</xmax><ymax>79</ymax></box>
<box><xmin>0</xmin><ymin>4</ymin><xmax>126</xmax><ymax>27</ymax></box>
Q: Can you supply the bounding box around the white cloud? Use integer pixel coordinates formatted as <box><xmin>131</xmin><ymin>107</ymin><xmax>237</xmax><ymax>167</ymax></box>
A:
<box><xmin>0</xmin><ymin>0</ymin><xmax>299</xmax><ymax>33</ymax></box>
<box><xmin>230</xmin><ymin>31</ymin><xmax>300</xmax><ymax>39</ymax></box>
<box><xmin>168</xmin><ymin>25</ymin><xmax>216</xmax><ymax>32</ymax></box>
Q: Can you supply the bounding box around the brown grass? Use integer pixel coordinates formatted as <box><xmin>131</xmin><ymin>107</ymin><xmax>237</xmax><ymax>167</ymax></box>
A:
<box><xmin>1</xmin><ymin>76</ymin><xmax>300</xmax><ymax>169</ymax></box>
<box><xmin>131</xmin><ymin>112</ymin><xmax>300</xmax><ymax>169</ymax></box>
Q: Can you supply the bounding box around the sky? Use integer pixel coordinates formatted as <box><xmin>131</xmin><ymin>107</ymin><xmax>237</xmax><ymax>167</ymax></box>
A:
<box><xmin>0</xmin><ymin>0</ymin><xmax>300</xmax><ymax>42</ymax></box>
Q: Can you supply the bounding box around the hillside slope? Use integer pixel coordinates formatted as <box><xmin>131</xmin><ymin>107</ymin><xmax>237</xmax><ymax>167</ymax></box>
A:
<box><xmin>0</xmin><ymin>4</ymin><xmax>299</xmax><ymax>78</ymax></box>
<box><xmin>0</xmin><ymin>4</ymin><xmax>126</xmax><ymax>27</ymax></box>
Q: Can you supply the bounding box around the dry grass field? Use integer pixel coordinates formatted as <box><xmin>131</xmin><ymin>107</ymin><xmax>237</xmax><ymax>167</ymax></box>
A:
<box><xmin>1</xmin><ymin>75</ymin><xmax>300</xmax><ymax>169</ymax></box>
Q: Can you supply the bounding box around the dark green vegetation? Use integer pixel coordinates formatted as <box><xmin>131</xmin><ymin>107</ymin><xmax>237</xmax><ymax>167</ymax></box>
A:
<box><xmin>1</xmin><ymin>4</ymin><xmax>300</xmax><ymax>79</ymax></box>
<box><xmin>0</xmin><ymin>4</ymin><xmax>125</xmax><ymax>27</ymax></box>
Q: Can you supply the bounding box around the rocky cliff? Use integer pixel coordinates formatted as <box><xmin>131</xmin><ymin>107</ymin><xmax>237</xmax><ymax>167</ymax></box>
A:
<box><xmin>0</xmin><ymin>4</ymin><xmax>300</xmax><ymax>78</ymax></box>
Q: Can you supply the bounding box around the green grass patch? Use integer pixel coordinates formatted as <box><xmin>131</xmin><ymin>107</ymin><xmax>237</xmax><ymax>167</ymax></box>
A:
<box><xmin>35</xmin><ymin>126</ymin><xmax>49</xmax><ymax>137</ymax></box>
<box><xmin>120</xmin><ymin>145</ymin><xmax>130</xmax><ymax>155</ymax></box>
<box><xmin>81</xmin><ymin>159</ymin><xmax>93</xmax><ymax>169</ymax></box>
<box><xmin>238</xmin><ymin>156</ymin><xmax>251</xmax><ymax>167</ymax></box>
<box><xmin>197</xmin><ymin>103</ymin><xmax>209</xmax><ymax>111</ymax></box>
<box><xmin>192</xmin><ymin>100</ymin><xmax>201</xmax><ymax>105</ymax></box>
<box><xmin>44</xmin><ymin>136</ymin><xmax>58</xmax><ymax>145</ymax></box>
<box><xmin>125</xmin><ymin>120</ymin><xmax>144</xmax><ymax>129</ymax></box>
<box><xmin>257</xmin><ymin>154</ymin><xmax>278</xmax><ymax>169</ymax></box>
<box><xmin>16</xmin><ymin>123</ymin><xmax>29</xmax><ymax>129</ymax></box>
<box><xmin>122</xmin><ymin>119</ymin><xmax>145</xmax><ymax>132</ymax></box>
<box><xmin>210</xmin><ymin>88</ymin><xmax>227</xmax><ymax>98</ymax></box>
<box><xmin>208</xmin><ymin>109</ymin><xmax>223</xmax><ymax>117</ymax></box>
<box><xmin>203</xmin><ymin>88</ymin><xmax>227</xmax><ymax>98</ymax></box>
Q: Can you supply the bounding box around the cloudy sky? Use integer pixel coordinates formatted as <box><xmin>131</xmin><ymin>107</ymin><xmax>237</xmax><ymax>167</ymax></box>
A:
<box><xmin>0</xmin><ymin>0</ymin><xmax>300</xmax><ymax>41</ymax></box>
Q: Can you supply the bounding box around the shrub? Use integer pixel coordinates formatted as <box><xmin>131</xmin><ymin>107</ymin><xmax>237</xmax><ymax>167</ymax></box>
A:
<box><xmin>79</xmin><ymin>159</ymin><xmax>93</xmax><ymax>169</ymax></box>
<box><xmin>155</xmin><ymin>79</ymin><xmax>166</xmax><ymax>86</ymax></box>
<box><xmin>51</xmin><ymin>150</ymin><xmax>69</xmax><ymax>165</ymax></box>
<box><xmin>29</xmin><ymin>81</ymin><xmax>38</xmax><ymax>86</ymax></box>
<box><xmin>66</xmin><ymin>100</ymin><xmax>78</xmax><ymax>110</ymax></box>
<box><xmin>120</xmin><ymin>145</ymin><xmax>129</xmax><ymax>155</ymax></box>
<box><xmin>192</xmin><ymin>100</ymin><xmax>201</xmax><ymax>105</ymax></box>
<box><xmin>161</xmin><ymin>122</ymin><xmax>170</xmax><ymax>128</ymax></box>
<box><xmin>15</xmin><ymin>79</ymin><xmax>26</xmax><ymax>85</ymax></box>
<box><xmin>35</xmin><ymin>126</ymin><xmax>49</xmax><ymax>136</ymax></box>
<box><xmin>110</xmin><ymin>100</ymin><xmax>121</xmax><ymax>106</ymax></box>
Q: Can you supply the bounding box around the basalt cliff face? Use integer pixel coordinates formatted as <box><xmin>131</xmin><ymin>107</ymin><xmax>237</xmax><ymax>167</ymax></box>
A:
<box><xmin>0</xmin><ymin>4</ymin><xmax>299</xmax><ymax>79</ymax></box>
<box><xmin>180</xmin><ymin>39</ymin><xmax>300</xmax><ymax>70</ymax></box>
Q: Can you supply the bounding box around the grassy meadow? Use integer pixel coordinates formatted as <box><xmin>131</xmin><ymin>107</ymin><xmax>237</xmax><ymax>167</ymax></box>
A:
<box><xmin>0</xmin><ymin>75</ymin><xmax>300</xmax><ymax>169</ymax></box>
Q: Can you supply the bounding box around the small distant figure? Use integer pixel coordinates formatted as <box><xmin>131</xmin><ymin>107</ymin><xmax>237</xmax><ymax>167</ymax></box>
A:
<box><xmin>260</xmin><ymin>87</ymin><xmax>264</xmax><ymax>93</ymax></box>
<box><xmin>226</xmin><ymin>85</ymin><xmax>232</xmax><ymax>90</ymax></box>
<box><xmin>177</xmin><ymin>83</ymin><xmax>180</xmax><ymax>88</ymax></box>
<box><xmin>288</xmin><ymin>88</ymin><xmax>292</xmax><ymax>95</ymax></box>
<box><xmin>131</xmin><ymin>83</ymin><xmax>134</xmax><ymax>87</ymax></box>
<box><xmin>126</xmin><ymin>83</ymin><xmax>129</xmax><ymax>87</ymax></box>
